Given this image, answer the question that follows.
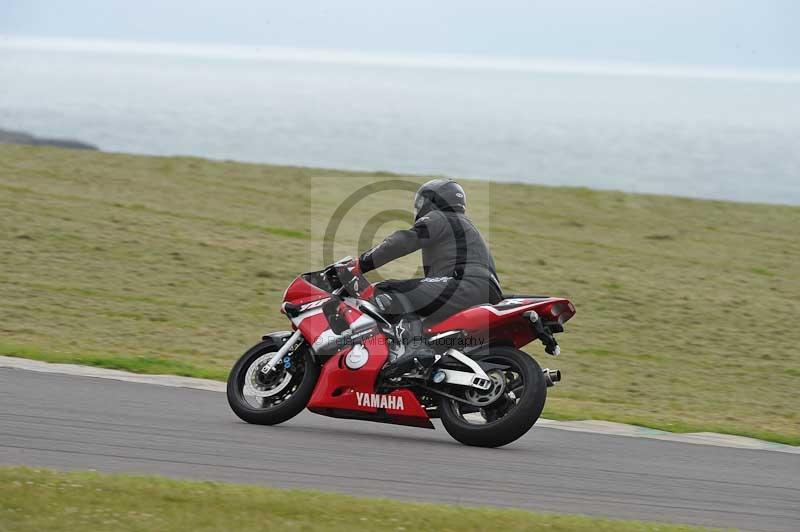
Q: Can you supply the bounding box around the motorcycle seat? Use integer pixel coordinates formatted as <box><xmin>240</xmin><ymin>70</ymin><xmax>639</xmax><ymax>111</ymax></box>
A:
<box><xmin>421</xmin><ymin>295</ymin><xmax>553</xmax><ymax>329</ymax></box>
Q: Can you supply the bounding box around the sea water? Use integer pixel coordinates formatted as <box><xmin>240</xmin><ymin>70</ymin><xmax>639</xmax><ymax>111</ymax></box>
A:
<box><xmin>1</xmin><ymin>39</ymin><xmax>798</xmax><ymax>204</ymax></box>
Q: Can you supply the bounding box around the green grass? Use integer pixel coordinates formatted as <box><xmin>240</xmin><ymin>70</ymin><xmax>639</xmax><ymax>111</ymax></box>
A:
<box><xmin>0</xmin><ymin>342</ymin><xmax>228</xmax><ymax>380</ymax></box>
<box><xmin>0</xmin><ymin>467</ymin><xmax>715</xmax><ymax>532</ymax></box>
<box><xmin>1</xmin><ymin>144</ymin><xmax>799</xmax><ymax>444</ymax></box>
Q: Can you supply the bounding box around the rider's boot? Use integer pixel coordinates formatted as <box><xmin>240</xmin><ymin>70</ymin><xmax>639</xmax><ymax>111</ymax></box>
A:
<box><xmin>380</xmin><ymin>316</ymin><xmax>436</xmax><ymax>379</ymax></box>
<box><xmin>381</xmin><ymin>346</ymin><xmax>436</xmax><ymax>379</ymax></box>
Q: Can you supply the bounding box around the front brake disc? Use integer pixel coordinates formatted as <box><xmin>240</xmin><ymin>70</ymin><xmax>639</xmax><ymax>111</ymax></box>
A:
<box><xmin>243</xmin><ymin>353</ymin><xmax>293</xmax><ymax>398</ymax></box>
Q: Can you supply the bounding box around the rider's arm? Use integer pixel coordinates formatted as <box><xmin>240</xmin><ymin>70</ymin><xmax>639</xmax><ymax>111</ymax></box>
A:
<box><xmin>358</xmin><ymin>213</ymin><xmax>443</xmax><ymax>273</ymax></box>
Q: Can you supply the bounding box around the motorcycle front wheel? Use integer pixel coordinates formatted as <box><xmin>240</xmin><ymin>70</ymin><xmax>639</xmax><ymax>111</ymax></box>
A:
<box><xmin>227</xmin><ymin>339</ymin><xmax>319</xmax><ymax>425</ymax></box>
<box><xmin>438</xmin><ymin>346</ymin><xmax>547</xmax><ymax>448</ymax></box>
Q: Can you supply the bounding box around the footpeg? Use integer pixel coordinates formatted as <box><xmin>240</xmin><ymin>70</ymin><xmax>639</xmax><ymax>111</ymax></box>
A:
<box><xmin>380</xmin><ymin>349</ymin><xmax>435</xmax><ymax>379</ymax></box>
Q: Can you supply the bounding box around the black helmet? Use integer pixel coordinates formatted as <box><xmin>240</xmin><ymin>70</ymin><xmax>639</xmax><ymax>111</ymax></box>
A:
<box><xmin>413</xmin><ymin>178</ymin><xmax>466</xmax><ymax>219</ymax></box>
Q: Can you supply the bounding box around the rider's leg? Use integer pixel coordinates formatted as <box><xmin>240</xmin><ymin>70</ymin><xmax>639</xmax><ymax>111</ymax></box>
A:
<box><xmin>373</xmin><ymin>276</ymin><xmax>504</xmax><ymax>377</ymax></box>
<box><xmin>373</xmin><ymin>278</ymin><xmax>469</xmax><ymax>378</ymax></box>
<box><xmin>371</xmin><ymin>279</ymin><xmax>437</xmax><ymax>377</ymax></box>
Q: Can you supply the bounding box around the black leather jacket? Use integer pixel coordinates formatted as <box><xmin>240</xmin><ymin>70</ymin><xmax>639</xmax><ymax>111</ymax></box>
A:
<box><xmin>359</xmin><ymin>209</ymin><xmax>501</xmax><ymax>289</ymax></box>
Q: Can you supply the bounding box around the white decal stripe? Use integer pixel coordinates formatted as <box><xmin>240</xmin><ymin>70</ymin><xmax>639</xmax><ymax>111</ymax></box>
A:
<box><xmin>290</xmin><ymin>308</ymin><xmax>324</xmax><ymax>327</ymax></box>
<box><xmin>480</xmin><ymin>299</ymin><xmax>556</xmax><ymax>316</ymax></box>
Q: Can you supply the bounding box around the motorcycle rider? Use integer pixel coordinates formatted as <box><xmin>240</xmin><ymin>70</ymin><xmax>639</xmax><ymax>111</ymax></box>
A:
<box><xmin>351</xmin><ymin>178</ymin><xmax>503</xmax><ymax>378</ymax></box>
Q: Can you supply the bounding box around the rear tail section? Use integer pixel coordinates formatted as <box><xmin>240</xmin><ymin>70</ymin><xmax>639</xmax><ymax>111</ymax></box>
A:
<box><xmin>426</xmin><ymin>297</ymin><xmax>575</xmax><ymax>351</ymax></box>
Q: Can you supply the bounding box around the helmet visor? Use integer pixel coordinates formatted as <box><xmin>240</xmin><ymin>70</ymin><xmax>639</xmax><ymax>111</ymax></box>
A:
<box><xmin>413</xmin><ymin>191</ymin><xmax>425</xmax><ymax>218</ymax></box>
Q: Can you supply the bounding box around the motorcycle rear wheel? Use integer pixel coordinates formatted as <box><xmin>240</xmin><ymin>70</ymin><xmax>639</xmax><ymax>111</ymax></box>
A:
<box><xmin>227</xmin><ymin>339</ymin><xmax>319</xmax><ymax>425</ymax></box>
<box><xmin>438</xmin><ymin>346</ymin><xmax>547</xmax><ymax>448</ymax></box>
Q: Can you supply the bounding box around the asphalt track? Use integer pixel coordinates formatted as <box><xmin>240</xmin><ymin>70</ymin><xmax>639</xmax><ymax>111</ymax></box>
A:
<box><xmin>1</xmin><ymin>368</ymin><xmax>797</xmax><ymax>531</ymax></box>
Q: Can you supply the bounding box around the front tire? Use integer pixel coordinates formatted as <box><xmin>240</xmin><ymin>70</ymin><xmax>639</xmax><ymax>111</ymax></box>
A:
<box><xmin>227</xmin><ymin>339</ymin><xmax>319</xmax><ymax>425</ymax></box>
<box><xmin>439</xmin><ymin>347</ymin><xmax>547</xmax><ymax>448</ymax></box>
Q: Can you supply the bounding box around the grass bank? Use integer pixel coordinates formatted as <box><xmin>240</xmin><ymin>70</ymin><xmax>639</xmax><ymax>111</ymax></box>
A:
<box><xmin>1</xmin><ymin>144</ymin><xmax>798</xmax><ymax>444</ymax></box>
<box><xmin>0</xmin><ymin>467</ymin><xmax>714</xmax><ymax>531</ymax></box>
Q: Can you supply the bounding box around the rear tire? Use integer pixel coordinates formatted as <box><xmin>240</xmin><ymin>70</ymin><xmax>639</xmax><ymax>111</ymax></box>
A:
<box><xmin>438</xmin><ymin>347</ymin><xmax>547</xmax><ymax>448</ymax></box>
<box><xmin>227</xmin><ymin>339</ymin><xmax>319</xmax><ymax>425</ymax></box>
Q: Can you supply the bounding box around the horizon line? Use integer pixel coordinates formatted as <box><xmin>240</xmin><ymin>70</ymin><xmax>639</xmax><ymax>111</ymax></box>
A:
<box><xmin>2</xmin><ymin>34</ymin><xmax>800</xmax><ymax>83</ymax></box>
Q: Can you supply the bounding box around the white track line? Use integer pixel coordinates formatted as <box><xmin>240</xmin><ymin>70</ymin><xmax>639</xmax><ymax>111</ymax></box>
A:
<box><xmin>0</xmin><ymin>355</ymin><xmax>225</xmax><ymax>392</ymax></box>
<box><xmin>1</xmin><ymin>355</ymin><xmax>796</xmax><ymax>454</ymax></box>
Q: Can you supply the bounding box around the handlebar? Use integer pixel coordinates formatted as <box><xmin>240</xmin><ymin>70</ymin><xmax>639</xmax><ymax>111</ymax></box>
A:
<box><xmin>319</xmin><ymin>256</ymin><xmax>362</xmax><ymax>297</ymax></box>
<box><xmin>302</xmin><ymin>257</ymin><xmax>370</xmax><ymax>298</ymax></box>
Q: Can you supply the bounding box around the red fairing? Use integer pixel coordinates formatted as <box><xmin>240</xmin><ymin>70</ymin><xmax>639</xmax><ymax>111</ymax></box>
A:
<box><xmin>295</xmin><ymin>312</ymin><xmax>330</xmax><ymax>350</ymax></box>
<box><xmin>292</xmin><ymin>295</ymin><xmax>363</xmax><ymax>355</ymax></box>
<box><xmin>307</xmin><ymin>334</ymin><xmax>431</xmax><ymax>428</ymax></box>
<box><xmin>359</xmin><ymin>283</ymin><xmax>375</xmax><ymax>300</ymax></box>
<box><xmin>283</xmin><ymin>276</ymin><xmax>328</xmax><ymax>306</ymax></box>
<box><xmin>427</xmin><ymin>298</ymin><xmax>575</xmax><ymax>350</ymax></box>
<box><xmin>283</xmin><ymin>274</ymin><xmax>431</xmax><ymax>427</ymax></box>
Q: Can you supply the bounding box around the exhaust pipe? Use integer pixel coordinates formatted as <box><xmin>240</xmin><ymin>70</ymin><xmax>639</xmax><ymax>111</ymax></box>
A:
<box><xmin>543</xmin><ymin>368</ymin><xmax>561</xmax><ymax>387</ymax></box>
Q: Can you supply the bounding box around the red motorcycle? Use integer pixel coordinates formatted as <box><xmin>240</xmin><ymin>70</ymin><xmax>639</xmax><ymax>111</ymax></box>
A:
<box><xmin>227</xmin><ymin>258</ymin><xmax>575</xmax><ymax>447</ymax></box>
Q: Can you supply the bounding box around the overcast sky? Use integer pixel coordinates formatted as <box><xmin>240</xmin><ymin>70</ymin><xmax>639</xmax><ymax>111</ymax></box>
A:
<box><xmin>2</xmin><ymin>1</ymin><xmax>798</xmax><ymax>70</ymax></box>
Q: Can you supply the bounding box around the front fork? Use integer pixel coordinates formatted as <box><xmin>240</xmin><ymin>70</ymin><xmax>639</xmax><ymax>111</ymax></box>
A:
<box><xmin>260</xmin><ymin>329</ymin><xmax>303</xmax><ymax>375</ymax></box>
